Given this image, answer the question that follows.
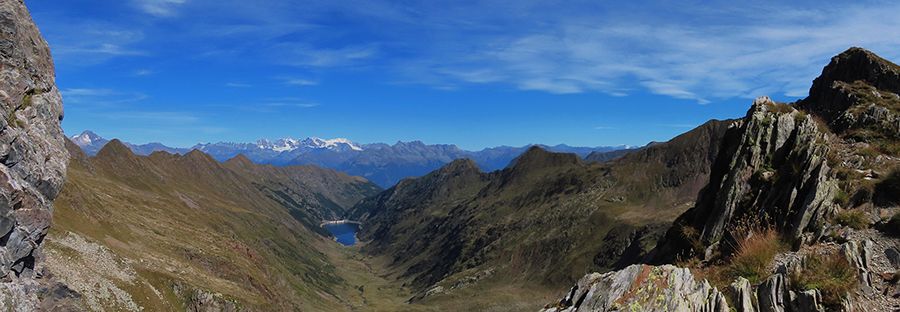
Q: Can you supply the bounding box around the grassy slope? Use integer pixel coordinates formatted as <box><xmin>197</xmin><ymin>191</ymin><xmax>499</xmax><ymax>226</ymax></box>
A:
<box><xmin>47</xmin><ymin>139</ymin><xmax>381</xmax><ymax>311</ymax></box>
<box><xmin>345</xmin><ymin>119</ymin><xmax>733</xmax><ymax>309</ymax></box>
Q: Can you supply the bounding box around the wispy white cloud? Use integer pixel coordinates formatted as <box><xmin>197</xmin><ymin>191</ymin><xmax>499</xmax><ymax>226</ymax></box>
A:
<box><xmin>135</xmin><ymin>0</ymin><xmax>188</xmax><ymax>17</ymax></box>
<box><xmin>62</xmin><ymin>88</ymin><xmax>118</xmax><ymax>97</ymax></box>
<box><xmin>61</xmin><ymin>88</ymin><xmax>148</xmax><ymax>105</ymax></box>
<box><xmin>284</xmin><ymin>79</ymin><xmax>319</xmax><ymax>86</ymax></box>
<box><xmin>594</xmin><ymin>126</ymin><xmax>618</xmax><ymax>130</ymax></box>
<box><xmin>42</xmin><ymin>22</ymin><xmax>146</xmax><ymax>66</ymax></box>
<box><xmin>134</xmin><ymin>70</ymin><xmax>155</xmax><ymax>76</ymax></box>
<box><xmin>266</xmin><ymin>103</ymin><xmax>319</xmax><ymax>108</ymax></box>
<box><xmin>384</xmin><ymin>1</ymin><xmax>900</xmax><ymax>102</ymax></box>
<box><xmin>268</xmin><ymin>43</ymin><xmax>379</xmax><ymax>67</ymax></box>
<box><xmin>235</xmin><ymin>101</ymin><xmax>321</xmax><ymax>113</ymax></box>
<box><xmin>226</xmin><ymin>83</ymin><xmax>252</xmax><ymax>87</ymax></box>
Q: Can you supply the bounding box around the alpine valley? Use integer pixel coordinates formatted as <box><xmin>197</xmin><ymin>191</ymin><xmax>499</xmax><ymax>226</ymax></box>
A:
<box><xmin>3</xmin><ymin>0</ymin><xmax>900</xmax><ymax>311</ymax></box>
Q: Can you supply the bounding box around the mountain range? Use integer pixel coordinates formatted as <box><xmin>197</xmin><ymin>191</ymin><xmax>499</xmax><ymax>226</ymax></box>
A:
<box><xmin>70</xmin><ymin>130</ymin><xmax>640</xmax><ymax>188</ymax></box>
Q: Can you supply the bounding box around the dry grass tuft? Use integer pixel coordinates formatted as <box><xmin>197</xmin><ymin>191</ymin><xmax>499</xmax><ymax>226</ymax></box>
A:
<box><xmin>728</xmin><ymin>226</ymin><xmax>784</xmax><ymax>283</ymax></box>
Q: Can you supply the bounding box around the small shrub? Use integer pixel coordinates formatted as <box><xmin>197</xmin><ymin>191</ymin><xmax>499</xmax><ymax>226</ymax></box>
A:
<box><xmin>855</xmin><ymin>147</ymin><xmax>880</xmax><ymax>157</ymax></box>
<box><xmin>678</xmin><ymin>225</ymin><xmax>704</xmax><ymax>256</ymax></box>
<box><xmin>22</xmin><ymin>94</ymin><xmax>31</xmax><ymax>108</ymax></box>
<box><xmin>832</xmin><ymin>190</ymin><xmax>850</xmax><ymax>206</ymax></box>
<box><xmin>811</xmin><ymin>115</ymin><xmax>832</xmax><ymax>135</ymax></box>
<box><xmin>887</xmin><ymin>212</ymin><xmax>900</xmax><ymax>235</ymax></box>
<box><xmin>790</xmin><ymin>253</ymin><xmax>856</xmax><ymax>308</ymax></box>
<box><xmin>832</xmin><ymin>209</ymin><xmax>867</xmax><ymax>229</ymax></box>
<box><xmin>794</xmin><ymin>111</ymin><xmax>808</xmax><ymax>124</ymax></box>
<box><xmin>832</xmin><ymin>166</ymin><xmax>862</xmax><ymax>181</ymax></box>
<box><xmin>877</xmin><ymin>141</ymin><xmax>900</xmax><ymax>157</ymax></box>
<box><xmin>760</xmin><ymin>118</ymin><xmax>772</xmax><ymax>127</ymax></box>
<box><xmin>850</xmin><ymin>130</ymin><xmax>872</xmax><ymax>143</ymax></box>
<box><xmin>765</xmin><ymin>101</ymin><xmax>794</xmax><ymax>114</ymax></box>
<box><xmin>875</xmin><ymin>167</ymin><xmax>900</xmax><ymax>206</ymax></box>
<box><xmin>850</xmin><ymin>178</ymin><xmax>877</xmax><ymax>205</ymax></box>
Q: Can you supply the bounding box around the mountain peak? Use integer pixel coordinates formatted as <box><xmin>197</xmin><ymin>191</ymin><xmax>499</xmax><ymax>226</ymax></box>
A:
<box><xmin>225</xmin><ymin>153</ymin><xmax>254</xmax><ymax>166</ymax></box>
<box><xmin>505</xmin><ymin>146</ymin><xmax>585</xmax><ymax>170</ymax></box>
<box><xmin>814</xmin><ymin>47</ymin><xmax>900</xmax><ymax>93</ymax></box>
<box><xmin>70</xmin><ymin>130</ymin><xmax>107</xmax><ymax>147</ymax></box>
<box><xmin>95</xmin><ymin>139</ymin><xmax>135</xmax><ymax>159</ymax></box>
<box><xmin>800</xmin><ymin>47</ymin><xmax>900</xmax><ymax>120</ymax></box>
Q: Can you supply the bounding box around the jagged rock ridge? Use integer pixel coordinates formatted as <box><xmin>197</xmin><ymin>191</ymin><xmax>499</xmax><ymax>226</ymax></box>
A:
<box><xmin>544</xmin><ymin>47</ymin><xmax>900</xmax><ymax>312</ymax></box>
<box><xmin>0</xmin><ymin>0</ymin><xmax>69</xmax><ymax>308</ymax></box>
<box><xmin>656</xmin><ymin>96</ymin><xmax>836</xmax><ymax>261</ymax></box>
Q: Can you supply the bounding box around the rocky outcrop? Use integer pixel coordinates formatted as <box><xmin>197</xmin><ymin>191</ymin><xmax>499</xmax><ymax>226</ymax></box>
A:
<box><xmin>540</xmin><ymin>264</ymin><xmax>728</xmax><ymax>312</ymax></box>
<box><xmin>799</xmin><ymin>47</ymin><xmax>900</xmax><ymax>122</ymax></box>
<box><xmin>173</xmin><ymin>281</ymin><xmax>248</xmax><ymax>312</ymax></box>
<box><xmin>658</xmin><ymin>96</ymin><xmax>836</xmax><ymax>259</ymax></box>
<box><xmin>729</xmin><ymin>277</ymin><xmax>755</xmax><ymax>312</ymax></box>
<box><xmin>758</xmin><ymin>273</ymin><xmax>789</xmax><ymax>312</ymax></box>
<box><xmin>0</xmin><ymin>0</ymin><xmax>69</xmax><ymax>309</ymax></box>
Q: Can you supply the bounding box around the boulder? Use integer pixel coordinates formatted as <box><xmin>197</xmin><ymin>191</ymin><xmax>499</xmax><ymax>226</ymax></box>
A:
<box><xmin>540</xmin><ymin>264</ymin><xmax>728</xmax><ymax>312</ymax></box>
<box><xmin>790</xmin><ymin>289</ymin><xmax>824</xmax><ymax>312</ymax></box>
<box><xmin>758</xmin><ymin>273</ymin><xmax>789</xmax><ymax>312</ymax></box>
<box><xmin>729</xmin><ymin>276</ymin><xmax>756</xmax><ymax>312</ymax></box>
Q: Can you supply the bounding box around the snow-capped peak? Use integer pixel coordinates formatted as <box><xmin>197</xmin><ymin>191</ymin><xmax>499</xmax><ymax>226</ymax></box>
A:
<box><xmin>70</xmin><ymin>130</ymin><xmax>102</xmax><ymax>146</ymax></box>
<box><xmin>305</xmin><ymin>137</ymin><xmax>363</xmax><ymax>151</ymax></box>
<box><xmin>251</xmin><ymin>137</ymin><xmax>363</xmax><ymax>152</ymax></box>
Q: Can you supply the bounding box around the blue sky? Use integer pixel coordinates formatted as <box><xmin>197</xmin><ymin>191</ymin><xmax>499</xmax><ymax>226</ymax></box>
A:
<box><xmin>26</xmin><ymin>0</ymin><xmax>900</xmax><ymax>150</ymax></box>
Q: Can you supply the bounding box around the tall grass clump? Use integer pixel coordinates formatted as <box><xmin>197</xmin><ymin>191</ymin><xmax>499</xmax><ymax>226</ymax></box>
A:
<box><xmin>728</xmin><ymin>228</ymin><xmax>783</xmax><ymax>283</ymax></box>
<box><xmin>726</xmin><ymin>217</ymin><xmax>786</xmax><ymax>283</ymax></box>
<box><xmin>790</xmin><ymin>253</ymin><xmax>856</xmax><ymax>308</ymax></box>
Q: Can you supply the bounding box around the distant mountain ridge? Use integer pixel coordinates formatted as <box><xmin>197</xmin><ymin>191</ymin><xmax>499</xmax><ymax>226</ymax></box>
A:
<box><xmin>68</xmin><ymin>130</ymin><xmax>641</xmax><ymax>187</ymax></box>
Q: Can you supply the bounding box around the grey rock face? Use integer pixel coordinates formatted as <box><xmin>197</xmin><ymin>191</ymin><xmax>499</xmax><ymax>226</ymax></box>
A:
<box><xmin>659</xmin><ymin>96</ymin><xmax>836</xmax><ymax>260</ymax></box>
<box><xmin>885</xmin><ymin>247</ymin><xmax>900</xmax><ymax>269</ymax></box>
<box><xmin>539</xmin><ymin>264</ymin><xmax>728</xmax><ymax>312</ymax></box>
<box><xmin>730</xmin><ymin>277</ymin><xmax>756</xmax><ymax>312</ymax></box>
<box><xmin>841</xmin><ymin>240</ymin><xmax>876</xmax><ymax>296</ymax></box>
<box><xmin>0</xmin><ymin>0</ymin><xmax>69</xmax><ymax>308</ymax></box>
<box><xmin>758</xmin><ymin>273</ymin><xmax>789</xmax><ymax>312</ymax></box>
<box><xmin>790</xmin><ymin>289</ymin><xmax>824</xmax><ymax>312</ymax></box>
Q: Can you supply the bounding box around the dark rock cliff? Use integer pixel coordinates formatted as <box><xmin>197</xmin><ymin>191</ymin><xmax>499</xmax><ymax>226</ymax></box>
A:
<box><xmin>0</xmin><ymin>0</ymin><xmax>69</xmax><ymax>308</ymax></box>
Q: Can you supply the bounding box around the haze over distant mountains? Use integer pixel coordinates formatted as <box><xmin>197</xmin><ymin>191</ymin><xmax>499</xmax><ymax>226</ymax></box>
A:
<box><xmin>69</xmin><ymin>130</ymin><xmax>640</xmax><ymax>187</ymax></box>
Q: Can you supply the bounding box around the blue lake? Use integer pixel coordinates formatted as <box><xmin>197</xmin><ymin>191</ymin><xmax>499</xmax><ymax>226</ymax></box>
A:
<box><xmin>323</xmin><ymin>223</ymin><xmax>359</xmax><ymax>246</ymax></box>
